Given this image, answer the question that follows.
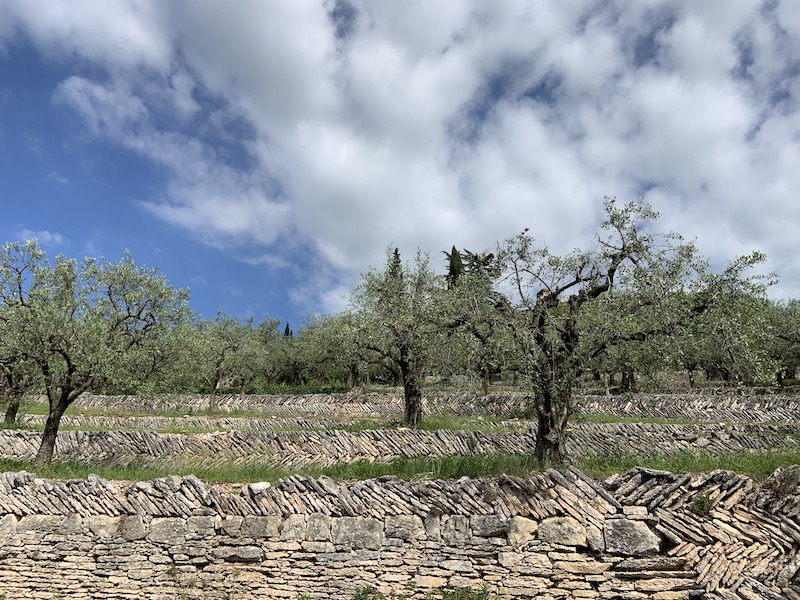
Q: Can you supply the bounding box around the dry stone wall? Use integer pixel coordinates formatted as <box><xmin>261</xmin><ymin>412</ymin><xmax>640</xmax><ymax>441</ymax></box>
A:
<box><xmin>29</xmin><ymin>391</ymin><xmax>793</xmax><ymax>471</ymax></box>
<box><xmin>576</xmin><ymin>393</ymin><xmax>800</xmax><ymax>423</ymax></box>
<box><xmin>0</xmin><ymin>466</ymin><xmax>797</xmax><ymax>599</ymax></box>
<box><xmin>76</xmin><ymin>391</ymin><xmax>800</xmax><ymax>423</ymax></box>
<box><xmin>0</xmin><ymin>422</ymin><xmax>796</xmax><ymax>469</ymax></box>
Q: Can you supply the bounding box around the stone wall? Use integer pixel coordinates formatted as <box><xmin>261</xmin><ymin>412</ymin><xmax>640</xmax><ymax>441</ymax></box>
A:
<box><xmin>575</xmin><ymin>393</ymin><xmax>800</xmax><ymax>423</ymax></box>
<box><xmin>75</xmin><ymin>391</ymin><xmax>800</xmax><ymax>423</ymax></box>
<box><xmin>0</xmin><ymin>422</ymin><xmax>797</xmax><ymax>469</ymax></box>
<box><xmin>0</xmin><ymin>466</ymin><xmax>797</xmax><ymax>599</ymax></box>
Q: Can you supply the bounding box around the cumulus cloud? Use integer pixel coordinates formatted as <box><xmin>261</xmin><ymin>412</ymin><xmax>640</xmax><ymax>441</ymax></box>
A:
<box><xmin>3</xmin><ymin>0</ymin><xmax>799</xmax><ymax>313</ymax></box>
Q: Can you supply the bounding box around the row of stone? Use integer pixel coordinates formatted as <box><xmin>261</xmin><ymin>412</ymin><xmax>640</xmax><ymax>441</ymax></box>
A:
<box><xmin>17</xmin><ymin>413</ymin><xmax>354</xmax><ymax>433</ymax></box>
<box><xmin>75</xmin><ymin>391</ymin><xmax>800</xmax><ymax>422</ymax></box>
<box><xmin>1</xmin><ymin>422</ymin><xmax>796</xmax><ymax>469</ymax></box>
<box><xmin>0</xmin><ymin>465</ymin><xmax>798</xmax><ymax>598</ymax></box>
<box><xmin>575</xmin><ymin>393</ymin><xmax>800</xmax><ymax>423</ymax></box>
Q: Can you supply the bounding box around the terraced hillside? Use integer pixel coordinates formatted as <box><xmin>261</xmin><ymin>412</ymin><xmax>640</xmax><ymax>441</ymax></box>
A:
<box><xmin>0</xmin><ymin>389</ymin><xmax>797</xmax><ymax>599</ymax></box>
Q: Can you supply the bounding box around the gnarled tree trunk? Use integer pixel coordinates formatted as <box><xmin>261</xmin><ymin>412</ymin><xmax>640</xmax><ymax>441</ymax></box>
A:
<box><xmin>533</xmin><ymin>384</ymin><xmax>572</xmax><ymax>465</ymax></box>
<box><xmin>4</xmin><ymin>397</ymin><xmax>20</xmax><ymax>425</ymax></box>
<box><xmin>399</xmin><ymin>345</ymin><xmax>423</xmax><ymax>427</ymax></box>
<box><xmin>36</xmin><ymin>399</ymin><xmax>67</xmax><ymax>464</ymax></box>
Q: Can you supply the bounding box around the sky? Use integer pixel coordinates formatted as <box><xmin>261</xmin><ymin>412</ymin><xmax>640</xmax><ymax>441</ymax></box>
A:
<box><xmin>1</xmin><ymin>1</ymin><xmax>798</xmax><ymax>329</ymax></box>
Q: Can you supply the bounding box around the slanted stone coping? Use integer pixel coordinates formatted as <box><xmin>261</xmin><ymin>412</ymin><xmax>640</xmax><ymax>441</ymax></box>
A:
<box><xmin>0</xmin><ymin>466</ymin><xmax>797</xmax><ymax>598</ymax></box>
<box><xmin>74</xmin><ymin>391</ymin><xmax>800</xmax><ymax>423</ymax></box>
<box><xmin>0</xmin><ymin>422</ymin><xmax>796</xmax><ymax>469</ymax></box>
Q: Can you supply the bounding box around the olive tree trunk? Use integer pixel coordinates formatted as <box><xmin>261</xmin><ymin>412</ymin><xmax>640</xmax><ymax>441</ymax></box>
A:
<box><xmin>35</xmin><ymin>399</ymin><xmax>67</xmax><ymax>464</ymax></box>
<box><xmin>399</xmin><ymin>345</ymin><xmax>424</xmax><ymax>427</ymax></box>
<box><xmin>533</xmin><ymin>385</ymin><xmax>572</xmax><ymax>465</ymax></box>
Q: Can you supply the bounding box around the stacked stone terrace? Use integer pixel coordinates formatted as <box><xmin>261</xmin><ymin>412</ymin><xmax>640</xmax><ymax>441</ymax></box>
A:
<box><xmin>4</xmin><ymin>390</ymin><xmax>798</xmax><ymax>468</ymax></box>
<box><xmin>0</xmin><ymin>422</ymin><xmax>797</xmax><ymax>469</ymax></box>
<box><xmin>0</xmin><ymin>390</ymin><xmax>796</xmax><ymax>598</ymax></box>
<box><xmin>0</xmin><ymin>465</ymin><xmax>798</xmax><ymax>598</ymax></box>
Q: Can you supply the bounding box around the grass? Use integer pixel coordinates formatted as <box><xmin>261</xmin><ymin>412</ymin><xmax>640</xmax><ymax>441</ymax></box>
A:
<box><xmin>2</xmin><ymin>447</ymin><xmax>798</xmax><ymax>485</ymax></box>
<box><xmin>579</xmin><ymin>448</ymin><xmax>800</xmax><ymax>481</ymax></box>
<box><xmin>8</xmin><ymin>407</ymin><xmax>524</xmax><ymax>435</ymax></box>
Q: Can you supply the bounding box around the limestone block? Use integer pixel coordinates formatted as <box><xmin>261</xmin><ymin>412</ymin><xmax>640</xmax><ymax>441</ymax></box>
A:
<box><xmin>16</xmin><ymin>515</ymin><xmax>63</xmax><ymax>534</ymax></box>
<box><xmin>586</xmin><ymin>524</ymin><xmax>604</xmax><ymax>552</ymax></box>
<box><xmin>471</xmin><ymin>515</ymin><xmax>506</xmax><ymax>537</ymax></box>
<box><xmin>385</xmin><ymin>514</ymin><xmax>425</xmax><ymax>541</ymax></box>
<box><xmin>497</xmin><ymin>551</ymin><xmax>552</xmax><ymax>575</ymax></box>
<box><xmin>306</xmin><ymin>513</ymin><xmax>332</xmax><ymax>542</ymax></box>
<box><xmin>242</xmin><ymin>515</ymin><xmax>281</xmax><ymax>539</ymax></box>
<box><xmin>148</xmin><ymin>517</ymin><xmax>186</xmax><ymax>544</ymax></box>
<box><xmin>537</xmin><ymin>516</ymin><xmax>586</xmax><ymax>547</ymax></box>
<box><xmin>634</xmin><ymin>577</ymin><xmax>695</xmax><ymax>592</ymax></box>
<box><xmin>221</xmin><ymin>515</ymin><xmax>243</xmax><ymax>536</ymax></box>
<box><xmin>213</xmin><ymin>545</ymin><xmax>263</xmax><ymax>562</ymax></box>
<box><xmin>604</xmin><ymin>518</ymin><xmax>660</xmax><ymax>556</ymax></box>
<box><xmin>440</xmin><ymin>559</ymin><xmax>474</xmax><ymax>573</ymax></box>
<box><xmin>0</xmin><ymin>514</ymin><xmax>16</xmax><ymax>546</ymax></box>
<box><xmin>186</xmin><ymin>515</ymin><xmax>219</xmax><ymax>538</ymax></box>
<box><xmin>58</xmin><ymin>514</ymin><xmax>82</xmax><ymax>535</ymax></box>
<box><xmin>552</xmin><ymin>559</ymin><xmax>610</xmax><ymax>574</ymax></box>
<box><xmin>442</xmin><ymin>515</ymin><xmax>471</xmax><ymax>546</ymax></box>
<box><xmin>507</xmin><ymin>516</ymin><xmax>538</xmax><ymax>548</ymax></box>
<box><xmin>331</xmin><ymin>516</ymin><xmax>383</xmax><ymax>550</ymax></box>
<box><xmin>415</xmin><ymin>575</ymin><xmax>448</xmax><ymax>589</ymax></box>
<box><xmin>623</xmin><ymin>506</ymin><xmax>649</xmax><ymax>520</ymax></box>
<box><xmin>122</xmin><ymin>515</ymin><xmax>146</xmax><ymax>541</ymax></box>
<box><xmin>301</xmin><ymin>541</ymin><xmax>336</xmax><ymax>553</ymax></box>
<box><xmin>424</xmin><ymin>515</ymin><xmax>441</xmax><ymax>542</ymax></box>
<box><xmin>281</xmin><ymin>514</ymin><xmax>307</xmax><ymax>541</ymax></box>
<box><xmin>87</xmin><ymin>515</ymin><xmax>120</xmax><ymax>539</ymax></box>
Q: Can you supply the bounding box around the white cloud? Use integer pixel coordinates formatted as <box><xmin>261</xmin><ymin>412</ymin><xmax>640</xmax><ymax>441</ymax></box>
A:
<box><xmin>46</xmin><ymin>171</ymin><xmax>70</xmax><ymax>185</ymax></box>
<box><xmin>0</xmin><ymin>0</ymin><xmax>171</xmax><ymax>72</ymax></box>
<box><xmin>15</xmin><ymin>227</ymin><xmax>65</xmax><ymax>246</ymax></box>
<box><xmin>4</xmin><ymin>0</ymin><xmax>800</xmax><ymax>315</ymax></box>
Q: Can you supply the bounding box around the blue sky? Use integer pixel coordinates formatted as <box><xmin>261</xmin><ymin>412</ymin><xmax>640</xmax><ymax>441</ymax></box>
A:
<box><xmin>1</xmin><ymin>1</ymin><xmax>799</xmax><ymax>328</ymax></box>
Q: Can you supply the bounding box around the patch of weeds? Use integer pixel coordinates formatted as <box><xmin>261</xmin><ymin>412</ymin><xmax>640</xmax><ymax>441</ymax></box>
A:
<box><xmin>439</xmin><ymin>587</ymin><xmax>498</xmax><ymax>600</ymax></box>
<box><xmin>353</xmin><ymin>586</ymin><xmax>387</xmax><ymax>600</ymax></box>
<box><xmin>689</xmin><ymin>493</ymin><xmax>714</xmax><ymax>516</ymax></box>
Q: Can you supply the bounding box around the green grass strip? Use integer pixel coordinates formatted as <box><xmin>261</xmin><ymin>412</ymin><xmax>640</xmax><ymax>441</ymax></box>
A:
<box><xmin>579</xmin><ymin>448</ymin><xmax>800</xmax><ymax>481</ymax></box>
<box><xmin>1</xmin><ymin>448</ymin><xmax>798</xmax><ymax>485</ymax></box>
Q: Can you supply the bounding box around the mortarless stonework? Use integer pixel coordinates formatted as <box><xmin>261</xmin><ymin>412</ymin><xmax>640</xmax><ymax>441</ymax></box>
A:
<box><xmin>0</xmin><ymin>466</ymin><xmax>797</xmax><ymax>599</ymax></box>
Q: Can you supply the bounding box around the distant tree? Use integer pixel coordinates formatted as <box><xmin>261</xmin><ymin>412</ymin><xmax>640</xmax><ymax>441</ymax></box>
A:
<box><xmin>297</xmin><ymin>312</ymin><xmax>366</xmax><ymax>390</ymax></box>
<box><xmin>0</xmin><ymin>346</ymin><xmax>39</xmax><ymax>424</ymax></box>
<box><xmin>284</xmin><ymin>322</ymin><xmax>293</xmax><ymax>337</ymax></box>
<box><xmin>444</xmin><ymin>245</ymin><xmax>465</xmax><ymax>289</ymax></box>
<box><xmin>191</xmin><ymin>312</ymin><xmax>257</xmax><ymax>409</ymax></box>
<box><xmin>440</xmin><ymin>249</ymin><xmax>512</xmax><ymax>395</ymax></box>
<box><xmin>768</xmin><ymin>299</ymin><xmax>800</xmax><ymax>386</ymax></box>
<box><xmin>351</xmin><ymin>248</ymin><xmax>451</xmax><ymax>426</ymax></box>
<box><xmin>0</xmin><ymin>240</ymin><xmax>191</xmax><ymax>464</ymax></box>
<box><xmin>229</xmin><ymin>316</ymin><xmax>282</xmax><ymax>395</ymax></box>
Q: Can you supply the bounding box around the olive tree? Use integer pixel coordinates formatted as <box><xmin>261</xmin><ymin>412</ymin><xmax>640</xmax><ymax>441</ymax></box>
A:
<box><xmin>350</xmin><ymin>248</ymin><xmax>452</xmax><ymax>426</ymax></box>
<box><xmin>769</xmin><ymin>299</ymin><xmax>800</xmax><ymax>386</ymax></box>
<box><xmin>494</xmin><ymin>198</ymin><xmax>704</xmax><ymax>464</ymax></box>
<box><xmin>0</xmin><ymin>240</ymin><xmax>190</xmax><ymax>464</ymax></box>
<box><xmin>676</xmin><ymin>269</ymin><xmax>775</xmax><ymax>386</ymax></box>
